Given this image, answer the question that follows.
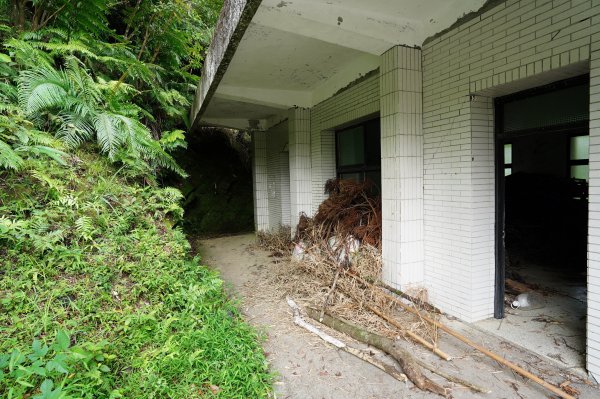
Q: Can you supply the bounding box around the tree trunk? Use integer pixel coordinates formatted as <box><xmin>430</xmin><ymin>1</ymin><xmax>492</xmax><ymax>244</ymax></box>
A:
<box><xmin>12</xmin><ymin>0</ymin><xmax>27</xmax><ymax>31</ymax></box>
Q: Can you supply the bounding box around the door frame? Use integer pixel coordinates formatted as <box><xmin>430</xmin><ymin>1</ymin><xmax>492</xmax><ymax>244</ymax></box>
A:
<box><xmin>493</xmin><ymin>74</ymin><xmax>590</xmax><ymax>319</ymax></box>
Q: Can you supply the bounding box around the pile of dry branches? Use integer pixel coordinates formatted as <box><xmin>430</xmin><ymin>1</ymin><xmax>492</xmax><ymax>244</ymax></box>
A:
<box><xmin>296</xmin><ymin>178</ymin><xmax>382</xmax><ymax>249</ymax></box>
<box><xmin>256</xmin><ymin>225</ymin><xmax>292</xmax><ymax>257</ymax></box>
<box><xmin>255</xmin><ymin>178</ymin><xmax>577</xmax><ymax>399</ymax></box>
<box><xmin>257</xmin><ymin>179</ymin><xmax>426</xmax><ymax>340</ymax></box>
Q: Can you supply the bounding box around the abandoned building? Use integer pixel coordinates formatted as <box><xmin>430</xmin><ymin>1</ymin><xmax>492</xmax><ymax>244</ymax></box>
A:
<box><xmin>190</xmin><ymin>0</ymin><xmax>600</xmax><ymax>381</ymax></box>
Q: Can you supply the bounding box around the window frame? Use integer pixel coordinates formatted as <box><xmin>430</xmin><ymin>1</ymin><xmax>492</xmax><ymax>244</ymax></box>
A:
<box><xmin>335</xmin><ymin>118</ymin><xmax>381</xmax><ymax>186</ymax></box>
<box><xmin>568</xmin><ymin>133</ymin><xmax>589</xmax><ymax>181</ymax></box>
<box><xmin>495</xmin><ymin>74</ymin><xmax>589</xmax><ymax>141</ymax></box>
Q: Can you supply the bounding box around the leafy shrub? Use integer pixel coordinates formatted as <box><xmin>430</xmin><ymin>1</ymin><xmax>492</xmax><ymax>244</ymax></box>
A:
<box><xmin>0</xmin><ymin>331</ymin><xmax>117</xmax><ymax>399</ymax></box>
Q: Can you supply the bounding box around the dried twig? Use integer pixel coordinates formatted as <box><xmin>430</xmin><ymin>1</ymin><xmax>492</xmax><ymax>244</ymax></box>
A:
<box><xmin>337</xmin><ymin>284</ymin><xmax>452</xmax><ymax>361</ymax></box>
<box><xmin>304</xmin><ymin>307</ymin><xmax>448</xmax><ymax>397</ymax></box>
<box><xmin>347</xmin><ymin>273</ymin><xmax>577</xmax><ymax>399</ymax></box>
<box><xmin>320</xmin><ymin>264</ymin><xmax>342</xmax><ymax>322</ymax></box>
<box><xmin>286</xmin><ymin>297</ymin><xmax>408</xmax><ymax>383</ymax></box>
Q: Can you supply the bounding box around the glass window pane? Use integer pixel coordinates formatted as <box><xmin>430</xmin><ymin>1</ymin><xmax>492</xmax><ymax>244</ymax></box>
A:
<box><xmin>504</xmin><ymin>168</ymin><xmax>512</xmax><ymax>176</ymax></box>
<box><xmin>364</xmin><ymin>119</ymin><xmax>381</xmax><ymax>167</ymax></box>
<box><xmin>339</xmin><ymin>172</ymin><xmax>362</xmax><ymax>182</ymax></box>
<box><xmin>570</xmin><ymin>135</ymin><xmax>589</xmax><ymax>160</ymax></box>
<box><xmin>502</xmin><ymin>83</ymin><xmax>589</xmax><ymax>132</ymax></box>
<box><xmin>337</xmin><ymin>127</ymin><xmax>364</xmax><ymax>166</ymax></box>
<box><xmin>504</xmin><ymin>143</ymin><xmax>512</xmax><ymax>164</ymax></box>
<box><xmin>571</xmin><ymin>165</ymin><xmax>589</xmax><ymax>181</ymax></box>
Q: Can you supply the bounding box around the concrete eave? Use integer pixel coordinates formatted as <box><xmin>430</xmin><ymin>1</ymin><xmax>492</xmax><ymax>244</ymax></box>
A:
<box><xmin>192</xmin><ymin>0</ymin><xmax>490</xmax><ymax>132</ymax></box>
<box><xmin>190</xmin><ymin>0</ymin><xmax>262</xmax><ymax>131</ymax></box>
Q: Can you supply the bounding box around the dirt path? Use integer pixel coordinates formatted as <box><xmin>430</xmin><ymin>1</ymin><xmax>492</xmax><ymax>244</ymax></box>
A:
<box><xmin>194</xmin><ymin>234</ymin><xmax>599</xmax><ymax>399</ymax></box>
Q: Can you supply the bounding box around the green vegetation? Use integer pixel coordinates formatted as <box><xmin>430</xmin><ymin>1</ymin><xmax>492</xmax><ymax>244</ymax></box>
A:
<box><xmin>0</xmin><ymin>1</ymin><xmax>272</xmax><ymax>398</ymax></box>
<box><xmin>0</xmin><ymin>152</ymin><xmax>271</xmax><ymax>398</ymax></box>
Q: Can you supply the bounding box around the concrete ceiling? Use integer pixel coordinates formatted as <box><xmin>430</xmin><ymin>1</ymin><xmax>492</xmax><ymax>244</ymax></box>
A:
<box><xmin>197</xmin><ymin>0</ymin><xmax>489</xmax><ymax>130</ymax></box>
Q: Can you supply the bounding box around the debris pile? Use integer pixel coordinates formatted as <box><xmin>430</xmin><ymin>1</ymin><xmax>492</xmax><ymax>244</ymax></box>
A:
<box><xmin>256</xmin><ymin>225</ymin><xmax>292</xmax><ymax>257</ymax></box>
<box><xmin>256</xmin><ymin>178</ymin><xmax>579</xmax><ymax>399</ymax></box>
<box><xmin>296</xmin><ymin>178</ymin><xmax>382</xmax><ymax>249</ymax></box>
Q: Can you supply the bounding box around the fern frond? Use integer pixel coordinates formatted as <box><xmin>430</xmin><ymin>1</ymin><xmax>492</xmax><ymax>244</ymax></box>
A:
<box><xmin>0</xmin><ymin>139</ymin><xmax>25</xmax><ymax>170</ymax></box>
<box><xmin>56</xmin><ymin>112</ymin><xmax>95</xmax><ymax>148</ymax></box>
<box><xmin>16</xmin><ymin>145</ymin><xmax>68</xmax><ymax>166</ymax></box>
<box><xmin>39</xmin><ymin>40</ymin><xmax>97</xmax><ymax>59</ymax></box>
<box><xmin>29</xmin><ymin>217</ymin><xmax>50</xmax><ymax>235</ymax></box>
<box><xmin>18</xmin><ymin>68</ymin><xmax>69</xmax><ymax>115</ymax></box>
<box><xmin>93</xmin><ymin>112</ymin><xmax>123</xmax><ymax>159</ymax></box>
<box><xmin>75</xmin><ymin>216</ymin><xmax>94</xmax><ymax>241</ymax></box>
<box><xmin>5</xmin><ymin>38</ymin><xmax>54</xmax><ymax>69</ymax></box>
<box><xmin>30</xmin><ymin>169</ymin><xmax>64</xmax><ymax>192</ymax></box>
<box><xmin>24</xmin><ymin>129</ymin><xmax>64</xmax><ymax>148</ymax></box>
<box><xmin>0</xmin><ymin>82</ymin><xmax>18</xmax><ymax>103</ymax></box>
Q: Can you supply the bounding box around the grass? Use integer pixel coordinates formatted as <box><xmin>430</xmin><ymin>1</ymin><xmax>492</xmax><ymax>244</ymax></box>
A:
<box><xmin>0</xmin><ymin>150</ymin><xmax>272</xmax><ymax>398</ymax></box>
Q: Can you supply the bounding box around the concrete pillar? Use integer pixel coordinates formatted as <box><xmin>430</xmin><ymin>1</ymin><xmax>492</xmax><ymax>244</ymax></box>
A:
<box><xmin>288</xmin><ymin>107</ymin><xmax>312</xmax><ymax>232</ymax></box>
<box><xmin>468</xmin><ymin>96</ymin><xmax>495</xmax><ymax>321</ymax></box>
<box><xmin>379</xmin><ymin>46</ymin><xmax>424</xmax><ymax>290</ymax></box>
<box><xmin>279</xmin><ymin>150</ymin><xmax>291</xmax><ymax>226</ymax></box>
<box><xmin>251</xmin><ymin>130</ymin><xmax>269</xmax><ymax>231</ymax></box>
<box><xmin>310</xmin><ymin>128</ymin><xmax>336</xmax><ymax>214</ymax></box>
<box><xmin>587</xmin><ymin>33</ymin><xmax>600</xmax><ymax>381</ymax></box>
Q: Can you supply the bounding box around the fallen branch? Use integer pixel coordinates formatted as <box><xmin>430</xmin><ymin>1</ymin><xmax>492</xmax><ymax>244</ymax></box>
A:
<box><xmin>413</xmin><ymin>358</ymin><xmax>490</xmax><ymax>394</ymax></box>
<box><xmin>320</xmin><ymin>264</ymin><xmax>342</xmax><ymax>322</ymax></box>
<box><xmin>304</xmin><ymin>307</ymin><xmax>448</xmax><ymax>397</ymax></box>
<box><xmin>286</xmin><ymin>297</ymin><xmax>408</xmax><ymax>384</ymax></box>
<box><xmin>347</xmin><ymin>273</ymin><xmax>577</xmax><ymax>399</ymax></box>
<box><xmin>379</xmin><ymin>282</ymin><xmax>441</xmax><ymax>314</ymax></box>
<box><xmin>336</xmin><ymin>285</ymin><xmax>452</xmax><ymax>361</ymax></box>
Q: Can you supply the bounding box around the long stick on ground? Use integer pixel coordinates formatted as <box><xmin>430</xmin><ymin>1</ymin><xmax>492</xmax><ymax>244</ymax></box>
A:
<box><xmin>307</xmin><ymin>308</ymin><xmax>489</xmax><ymax>394</ymax></box>
<box><xmin>304</xmin><ymin>307</ymin><xmax>448</xmax><ymax>397</ymax></box>
<box><xmin>320</xmin><ymin>265</ymin><xmax>342</xmax><ymax>322</ymax></box>
<box><xmin>337</xmin><ymin>286</ymin><xmax>452</xmax><ymax>361</ymax></box>
<box><xmin>413</xmin><ymin>357</ymin><xmax>490</xmax><ymax>394</ymax></box>
<box><xmin>347</xmin><ymin>273</ymin><xmax>576</xmax><ymax>399</ymax></box>
<box><xmin>379</xmin><ymin>282</ymin><xmax>441</xmax><ymax>314</ymax></box>
<box><xmin>286</xmin><ymin>297</ymin><xmax>408</xmax><ymax>384</ymax></box>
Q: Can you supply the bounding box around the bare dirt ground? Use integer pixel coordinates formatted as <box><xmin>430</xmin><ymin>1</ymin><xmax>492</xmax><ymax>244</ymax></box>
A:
<box><xmin>193</xmin><ymin>233</ymin><xmax>600</xmax><ymax>399</ymax></box>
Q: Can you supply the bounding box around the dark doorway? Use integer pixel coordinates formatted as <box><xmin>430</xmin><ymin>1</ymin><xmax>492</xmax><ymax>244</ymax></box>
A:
<box><xmin>492</xmin><ymin>75</ymin><xmax>590</xmax><ymax>368</ymax></box>
<box><xmin>494</xmin><ymin>75</ymin><xmax>590</xmax><ymax>318</ymax></box>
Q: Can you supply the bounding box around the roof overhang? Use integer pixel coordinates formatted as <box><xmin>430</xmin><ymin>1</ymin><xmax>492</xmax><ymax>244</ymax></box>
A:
<box><xmin>191</xmin><ymin>0</ymin><xmax>491</xmax><ymax>131</ymax></box>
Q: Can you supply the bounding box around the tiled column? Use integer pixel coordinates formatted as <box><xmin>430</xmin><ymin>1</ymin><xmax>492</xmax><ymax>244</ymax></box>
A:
<box><xmin>279</xmin><ymin>151</ymin><xmax>291</xmax><ymax>226</ymax></box>
<box><xmin>288</xmin><ymin>108</ymin><xmax>312</xmax><ymax>232</ymax></box>
<box><xmin>468</xmin><ymin>96</ymin><xmax>495</xmax><ymax>321</ymax></box>
<box><xmin>588</xmin><ymin>33</ymin><xmax>600</xmax><ymax>381</ymax></box>
<box><xmin>379</xmin><ymin>46</ymin><xmax>424</xmax><ymax>290</ymax></box>
<box><xmin>251</xmin><ymin>130</ymin><xmax>269</xmax><ymax>231</ymax></box>
<box><xmin>310</xmin><ymin>129</ymin><xmax>336</xmax><ymax>214</ymax></box>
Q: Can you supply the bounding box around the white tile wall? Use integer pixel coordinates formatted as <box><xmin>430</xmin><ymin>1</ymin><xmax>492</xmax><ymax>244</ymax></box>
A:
<box><xmin>288</xmin><ymin>108</ymin><xmax>312</xmax><ymax>231</ymax></box>
<box><xmin>380</xmin><ymin>46</ymin><xmax>425</xmax><ymax>291</ymax></box>
<box><xmin>588</xmin><ymin>24</ymin><xmax>600</xmax><ymax>381</ymax></box>
<box><xmin>266</xmin><ymin>121</ymin><xmax>289</xmax><ymax>230</ymax></box>
<box><xmin>422</xmin><ymin>0</ymin><xmax>600</xmax><ymax>378</ymax></box>
<box><xmin>249</xmin><ymin>0</ymin><xmax>600</xmax><ymax>380</ymax></box>
<box><xmin>252</xmin><ymin>130</ymin><xmax>269</xmax><ymax>231</ymax></box>
<box><xmin>310</xmin><ymin>73</ymin><xmax>380</xmax><ymax>212</ymax></box>
<box><xmin>280</xmin><ymin>150</ymin><xmax>291</xmax><ymax>226</ymax></box>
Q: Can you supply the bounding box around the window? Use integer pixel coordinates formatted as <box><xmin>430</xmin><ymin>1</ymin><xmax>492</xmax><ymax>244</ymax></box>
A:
<box><xmin>500</xmin><ymin>80</ymin><xmax>589</xmax><ymax>133</ymax></box>
<box><xmin>504</xmin><ymin>143</ymin><xmax>512</xmax><ymax>176</ymax></box>
<box><xmin>569</xmin><ymin>135</ymin><xmax>589</xmax><ymax>181</ymax></box>
<box><xmin>336</xmin><ymin>118</ymin><xmax>381</xmax><ymax>188</ymax></box>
